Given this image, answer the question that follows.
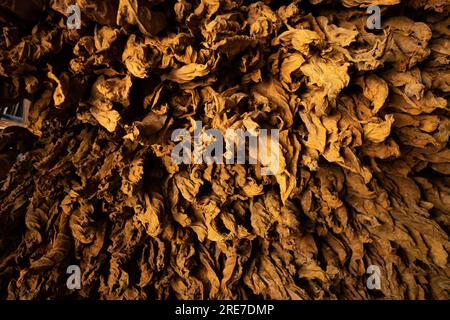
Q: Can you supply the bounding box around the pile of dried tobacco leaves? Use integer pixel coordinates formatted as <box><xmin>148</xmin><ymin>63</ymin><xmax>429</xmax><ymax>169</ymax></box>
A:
<box><xmin>0</xmin><ymin>0</ymin><xmax>449</xmax><ymax>300</ymax></box>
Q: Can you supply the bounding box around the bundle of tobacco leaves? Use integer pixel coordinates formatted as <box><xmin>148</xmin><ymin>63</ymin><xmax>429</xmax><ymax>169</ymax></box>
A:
<box><xmin>0</xmin><ymin>0</ymin><xmax>449</xmax><ymax>300</ymax></box>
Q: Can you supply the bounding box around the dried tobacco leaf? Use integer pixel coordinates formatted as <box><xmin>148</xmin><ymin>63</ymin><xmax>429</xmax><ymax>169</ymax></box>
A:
<box><xmin>0</xmin><ymin>0</ymin><xmax>448</xmax><ymax>301</ymax></box>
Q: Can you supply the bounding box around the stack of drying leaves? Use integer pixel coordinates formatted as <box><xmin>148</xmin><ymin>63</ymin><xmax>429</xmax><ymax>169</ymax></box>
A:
<box><xmin>0</xmin><ymin>0</ymin><xmax>449</xmax><ymax>300</ymax></box>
